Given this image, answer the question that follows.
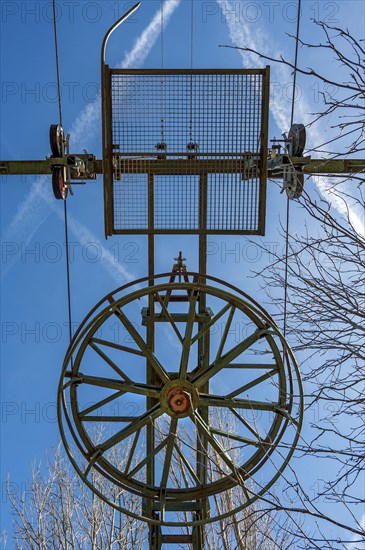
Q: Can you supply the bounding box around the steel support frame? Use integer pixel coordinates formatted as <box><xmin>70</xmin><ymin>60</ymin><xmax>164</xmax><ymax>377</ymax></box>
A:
<box><xmin>100</xmin><ymin>10</ymin><xmax>211</xmax><ymax>545</ymax></box>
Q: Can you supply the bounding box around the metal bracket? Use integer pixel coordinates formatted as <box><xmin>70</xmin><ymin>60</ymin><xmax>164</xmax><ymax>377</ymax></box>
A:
<box><xmin>66</xmin><ymin>154</ymin><xmax>97</xmax><ymax>181</ymax></box>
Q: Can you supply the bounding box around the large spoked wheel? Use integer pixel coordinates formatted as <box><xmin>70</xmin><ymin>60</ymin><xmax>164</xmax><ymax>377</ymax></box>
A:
<box><xmin>58</xmin><ymin>273</ymin><xmax>303</xmax><ymax>527</ymax></box>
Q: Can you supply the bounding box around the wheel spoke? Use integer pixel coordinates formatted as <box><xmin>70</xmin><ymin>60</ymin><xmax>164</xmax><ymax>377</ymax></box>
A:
<box><xmin>89</xmin><ymin>341</ymin><xmax>132</xmax><ymax>383</ymax></box>
<box><xmin>154</xmin><ymin>293</ymin><xmax>184</xmax><ymax>344</ymax></box>
<box><xmin>198</xmin><ymin>394</ymin><xmax>280</xmax><ymax>411</ymax></box>
<box><xmin>229</xmin><ymin>408</ymin><xmax>262</xmax><ymax>440</ymax></box>
<box><xmin>209</xmin><ymin>426</ymin><xmax>262</xmax><ymax>448</ymax></box>
<box><xmin>215</xmin><ymin>306</ymin><xmax>235</xmax><ymax>362</ymax></box>
<box><xmin>222</xmin><ymin>363</ymin><xmax>278</xmax><ymax>370</ymax></box>
<box><xmin>111</xmin><ymin>303</ymin><xmax>170</xmax><ymax>384</ymax></box>
<box><xmin>160</xmin><ymin>417</ymin><xmax>178</xmax><ymax>488</ymax></box>
<box><xmin>81</xmin><ymin>415</ymin><xmax>139</xmax><ymax>422</ymax></box>
<box><xmin>227</xmin><ymin>368</ymin><xmax>278</xmax><ymax>399</ymax></box>
<box><xmin>76</xmin><ymin>374</ymin><xmax>161</xmax><ymax>399</ymax></box>
<box><xmin>100</xmin><ymin>403</ymin><xmax>163</xmax><ymax>453</ymax></box>
<box><xmin>91</xmin><ymin>337</ymin><xmax>145</xmax><ymax>357</ymax></box>
<box><xmin>191</xmin><ymin>411</ymin><xmax>245</xmax><ymax>484</ymax></box>
<box><xmin>80</xmin><ymin>390</ymin><xmax>125</xmax><ymax>418</ymax></box>
<box><xmin>179</xmin><ymin>289</ymin><xmax>199</xmax><ymax>378</ymax></box>
<box><xmin>124</xmin><ymin>429</ymin><xmax>141</xmax><ymax>475</ymax></box>
<box><xmin>127</xmin><ymin>436</ymin><xmax>169</xmax><ymax>479</ymax></box>
<box><xmin>173</xmin><ymin>442</ymin><xmax>202</xmax><ymax>486</ymax></box>
<box><xmin>191</xmin><ymin>303</ymin><xmax>231</xmax><ymax>346</ymax></box>
<box><xmin>192</xmin><ymin>328</ymin><xmax>267</xmax><ymax>387</ymax></box>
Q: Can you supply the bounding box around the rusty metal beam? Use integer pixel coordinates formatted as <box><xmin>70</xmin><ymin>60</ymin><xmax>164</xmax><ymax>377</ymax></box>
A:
<box><xmin>2</xmin><ymin>157</ymin><xmax>364</xmax><ymax>178</ymax></box>
<box><xmin>268</xmin><ymin>156</ymin><xmax>365</xmax><ymax>177</ymax></box>
<box><xmin>111</xmin><ymin>68</ymin><xmax>267</xmax><ymax>76</ymax></box>
<box><xmin>0</xmin><ymin>157</ymin><xmax>100</xmax><ymax>177</ymax></box>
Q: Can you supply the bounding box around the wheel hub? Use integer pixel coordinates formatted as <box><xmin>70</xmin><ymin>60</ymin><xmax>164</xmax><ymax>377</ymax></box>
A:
<box><xmin>160</xmin><ymin>379</ymin><xmax>199</xmax><ymax>418</ymax></box>
<box><xmin>167</xmin><ymin>387</ymin><xmax>191</xmax><ymax>414</ymax></box>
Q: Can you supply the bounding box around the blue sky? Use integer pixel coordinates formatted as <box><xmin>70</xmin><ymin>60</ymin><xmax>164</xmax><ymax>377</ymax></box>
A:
<box><xmin>1</xmin><ymin>0</ymin><xmax>364</xmax><ymax>545</ymax></box>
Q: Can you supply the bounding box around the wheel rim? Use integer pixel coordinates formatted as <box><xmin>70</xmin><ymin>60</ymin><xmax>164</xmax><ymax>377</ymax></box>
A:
<box><xmin>52</xmin><ymin>166</ymin><xmax>68</xmax><ymax>200</ymax></box>
<box><xmin>286</xmin><ymin>170</ymin><xmax>304</xmax><ymax>199</ymax></box>
<box><xmin>58</xmin><ymin>272</ymin><xmax>303</xmax><ymax>526</ymax></box>
<box><xmin>50</xmin><ymin>124</ymin><xmax>64</xmax><ymax>157</ymax></box>
<box><xmin>288</xmin><ymin>123</ymin><xmax>306</xmax><ymax>156</ymax></box>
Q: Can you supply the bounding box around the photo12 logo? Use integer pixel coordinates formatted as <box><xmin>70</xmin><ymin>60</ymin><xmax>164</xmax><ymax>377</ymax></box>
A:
<box><xmin>1</xmin><ymin>81</ymin><xmax>100</xmax><ymax>104</ymax></box>
<box><xmin>1</xmin><ymin>2</ymin><xmax>140</xmax><ymax>24</ymax></box>
<box><xmin>1</xmin><ymin>241</ymin><xmax>140</xmax><ymax>265</ymax></box>
<box><xmin>1</xmin><ymin>399</ymin><xmax>140</xmax><ymax>424</ymax></box>
<box><xmin>201</xmin><ymin>1</ymin><xmax>339</xmax><ymax>24</ymax></box>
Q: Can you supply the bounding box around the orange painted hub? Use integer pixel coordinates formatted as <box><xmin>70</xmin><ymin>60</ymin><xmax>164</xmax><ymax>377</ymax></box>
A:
<box><xmin>167</xmin><ymin>387</ymin><xmax>191</xmax><ymax>414</ymax></box>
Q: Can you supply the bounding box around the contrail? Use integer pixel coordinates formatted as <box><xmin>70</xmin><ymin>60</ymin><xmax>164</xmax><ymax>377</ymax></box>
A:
<box><xmin>71</xmin><ymin>0</ymin><xmax>181</xmax><ymax>151</ymax></box>
<box><xmin>2</xmin><ymin>0</ymin><xmax>182</xmax><ymax>280</ymax></box>
<box><xmin>217</xmin><ymin>0</ymin><xmax>364</xmax><ymax>236</ymax></box>
<box><xmin>55</xmin><ymin>210</ymin><xmax>134</xmax><ymax>285</ymax></box>
<box><xmin>118</xmin><ymin>0</ymin><xmax>181</xmax><ymax>69</ymax></box>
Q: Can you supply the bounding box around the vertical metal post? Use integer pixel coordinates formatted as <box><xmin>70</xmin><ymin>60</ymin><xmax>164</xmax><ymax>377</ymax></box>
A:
<box><xmin>147</xmin><ymin>174</ymin><xmax>160</xmax><ymax>548</ymax></box>
<box><xmin>100</xmin><ymin>2</ymin><xmax>141</xmax><ymax>238</ymax></box>
<box><xmin>101</xmin><ymin>64</ymin><xmax>113</xmax><ymax>238</ymax></box>
<box><xmin>258</xmin><ymin>66</ymin><xmax>270</xmax><ymax>235</ymax></box>
<box><xmin>195</xmin><ymin>172</ymin><xmax>209</xmax><ymax>548</ymax></box>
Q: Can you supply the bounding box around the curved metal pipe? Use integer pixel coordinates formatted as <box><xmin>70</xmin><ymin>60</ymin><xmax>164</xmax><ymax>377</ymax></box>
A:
<box><xmin>101</xmin><ymin>2</ymin><xmax>141</xmax><ymax>237</ymax></box>
<box><xmin>101</xmin><ymin>2</ymin><xmax>141</xmax><ymax>66</ymax></box>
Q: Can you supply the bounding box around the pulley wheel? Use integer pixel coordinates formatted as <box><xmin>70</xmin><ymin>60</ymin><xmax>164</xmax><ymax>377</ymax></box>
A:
<box><xmin>285</xmin><ymin>169</ymin><xmax>304</xmax><ymax>199</ymax></box>
<box><xmin>50</xmin><ymin>124</ymin><xmax>64</xmax><ymax>157</ymax></box>
<box><xmin>288</xmin><ymin>123</ymin><xmax>306</xmax><ymax>156</ymax></box>
<box><xmin>52</xmin><ymin>166</ymin><xmax>68</xmax><ymax>200</ymax></box>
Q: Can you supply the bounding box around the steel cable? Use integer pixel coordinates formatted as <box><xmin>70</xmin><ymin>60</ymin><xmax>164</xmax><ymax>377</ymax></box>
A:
<box><xmin>283</xmin><ymin>0</ymin><xmax>302</xmax><ymax>340</ymax></box>
<box><xmin>52</xmin><ymin>0</ymin><xmax>74</xmax><ymax>360</ymax></box>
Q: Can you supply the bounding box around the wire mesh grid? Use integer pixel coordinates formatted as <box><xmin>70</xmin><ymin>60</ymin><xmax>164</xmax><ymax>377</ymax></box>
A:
<box><xmin>105</xmin><ymin>69</ymin><xmax>269</xmax><ymax>234</ymax></box>
<box><xmin>207</xmin><ymin>174</ymin><xmax>260</xmax><ymax>232</ymax></box>
<box><xmin>113</xmin><ymin>174</ymin><xmax>148</xmax><ymax>230</ymax></box>
<box><xmin>111</xmin><ymin>71</ymin><xmax>263</xmax><ymax>155</ymax></box>
<box><xmin>154</xmin><ymin>175</ymin><xmax>200</xmax><ymax>230</ymax></box>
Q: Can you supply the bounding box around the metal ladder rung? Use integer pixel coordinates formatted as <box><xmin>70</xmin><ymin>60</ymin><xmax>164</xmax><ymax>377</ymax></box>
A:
<box><xmin>161</xmin><ymin>534</ymin><xmax>193</xmax><ymax>544</ymax></box>
<box><xmin>155</xmin><ymin>294</ymin><xmax>195</xmax><ymax>302</ymax></box>
<box><xmin>141</xmin><ymin>307</ymin><xmax>214</xmax><ymax>326</ymax></box>
<box><xmin>152</xmin><ymin>500</ymin><xmax>202</xmax><ymax>512</ymax></box>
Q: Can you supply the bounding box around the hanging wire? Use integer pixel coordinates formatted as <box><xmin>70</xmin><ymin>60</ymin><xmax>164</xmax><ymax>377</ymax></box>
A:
<box><xmin>52</xmin><ymin>0</ymin><xmax>63</xmax><ymax>127</ymax></box>
<box><xmin>52</xmin><ymin>0</ymin><xmax>74</xmax><ymax>359</ymax></box>
<box><xmin>290</xmin><ymin>0</ymin><xmax>302</xmax><ymax>129</ymax></box>
<box><xmin>283</xmin><ymin>198</ymin><xmax>290</xmax><ymax>339</ymax></box>
<box><xmin>190</xmin><ymin>0</ymin><xmax>194</xmax><ymax>69</ymax></box>
<box><xmin>189</xmin><ymin>0</ymin><xmax>194</xmax><ymax>144</ymax></box>
<box><xmin>63</xmin><ymin>202</ymin><xmax>74</xmax><ymax>350</ymax></box>
<box><xmin>161</xmin><ymin>0</ymin><xmax>164</xmax><ymax>67</ymax></box>
<box><xmin>160</xmin><ymin>0</ymin><xmax>166</xmax><ymax>145</ymax></box>
<box><xmin>283</xmin><ymin>0</ymin><xmax>302</xmax><ymax>340</ymax></box>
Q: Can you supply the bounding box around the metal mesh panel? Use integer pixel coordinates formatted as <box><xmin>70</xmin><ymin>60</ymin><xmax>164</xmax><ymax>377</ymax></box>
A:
<box><xmin>113</xmin><ymin>174</ymin><xmax>148</xmax><ymax>230</ymax></box>
<box><xmin>111</xmin><ymin>71</ymin><xmax>263</xmax><ymax>156</ymax></box>
<box><xmin>207</xmin><ymin>175</ymin><xmax>259</xmax><ymax>232</ymax></box>
<box><xmin>104</xmin><ymin>69</ymin><xmax>269</xmax><ymax>235</ymax></box>
<box><xmin>154</xmin><ymin>176</ymin><xmax>199</xmax><ymax>230</ymax></box>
